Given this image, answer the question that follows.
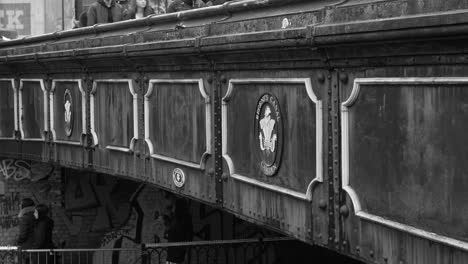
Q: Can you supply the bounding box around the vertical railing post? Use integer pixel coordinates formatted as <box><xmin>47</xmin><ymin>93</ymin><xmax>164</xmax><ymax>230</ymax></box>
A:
<box><xmin>141</xmin><ymin>244</ymin><xmax>148</xmax><ymax>264</ymax></box>
<box><xmin>17</xmin><ymin>247</ymin><xmax>22</xmax><ymax>264</ymax></box>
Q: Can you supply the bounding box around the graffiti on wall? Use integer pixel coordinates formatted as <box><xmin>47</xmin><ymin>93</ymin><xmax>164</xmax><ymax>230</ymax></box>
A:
<box><xmin>0</xmin><ymin>159</ymin><xmax>54</xmax><ymax>183</ymax></box>
<box><xmin>0</xmin><ymin>158</ymin><xmax>56</xmax><ymax>232</ymax></box>
<box><xmin>0</xmin><ymin>192</ymin><xmax>21</xmax><ymax>229</ymax></box>
<box><xmin>0</xmin><ymin>159</ymin><xmax>31</xmax><ymax>182</ymax></box>
<box><xmin>58</xmin><ymin>171</ymin><xmax>142</xmax><ymax>248</ymax></box>
<box><xmin>96</xmin><ymin>186</ymin><xmax>176</xmax><ymax>264</ymax></box>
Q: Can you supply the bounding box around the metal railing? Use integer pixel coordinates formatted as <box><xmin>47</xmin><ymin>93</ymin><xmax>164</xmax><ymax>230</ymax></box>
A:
<box><xmin>0</xmin><ymin>237</ymin><xmax>293</xmax><ymax>264</ymax></box>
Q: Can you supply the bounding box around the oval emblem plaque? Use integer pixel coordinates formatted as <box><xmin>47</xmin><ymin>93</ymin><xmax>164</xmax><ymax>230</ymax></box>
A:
<box><xmin>63</xmin><ymin>89</ymin><xmax>73</xmax><ymax>137</ymax></box>
<box><xmin>173</xmin><ymin>168</ymin><xmax>186</xmax><ymax>188</ymax></box>
<box><xmin>254</xmin><ymin>93</ymin><xmax>283</xmax><ymax>176</ymax></box>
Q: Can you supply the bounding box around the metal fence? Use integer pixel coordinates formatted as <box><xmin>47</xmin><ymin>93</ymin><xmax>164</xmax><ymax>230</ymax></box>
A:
<box><xmin>0</xmin><ymin>237</ymin><xmax>293</xmax><ymax>264</ymax></box>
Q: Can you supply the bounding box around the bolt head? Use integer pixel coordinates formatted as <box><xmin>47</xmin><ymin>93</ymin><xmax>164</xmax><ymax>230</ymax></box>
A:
<box><xmin>317</xmin><ymin>72</ymin><xmax>325</xmax><ymax>83</ymax></box>
<box><xmin>340</xmin><ymin>205</ymin><xmax>349</xmax><ymax>217</ymax></box>
<box><xmin>318</xmin><ymin>199</ymin><xmax>327</xmax><ymax>210</ymax></box>
<box><xmin>339</xmin><ymin>73</ymin><xmax>348</xmax><ymax>83</ymax></box>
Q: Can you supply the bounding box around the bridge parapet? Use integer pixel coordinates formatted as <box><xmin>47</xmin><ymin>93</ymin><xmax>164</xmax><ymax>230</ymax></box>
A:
<box><xmin>3</xmin><ymin>1</ymin><xmax>468</xmax><ymax>263</ymax></box>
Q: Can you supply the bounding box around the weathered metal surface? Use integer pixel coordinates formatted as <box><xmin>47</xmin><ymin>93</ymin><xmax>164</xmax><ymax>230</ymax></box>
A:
<box><xmin>2</xmin><ymin>0</ymin><xmax>468</xmax><ymax>263</ymax></box>
<box><xmin>222</xmin><ymin>78</ymin><xmax>321</xmax><ymax>197</ymax></box>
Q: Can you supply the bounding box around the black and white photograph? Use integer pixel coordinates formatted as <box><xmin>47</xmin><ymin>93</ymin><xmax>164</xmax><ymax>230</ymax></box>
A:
<box><xmin>0</xmin><ymin>0</ymin><xmax>465</xmax><ymax>263</ymax></box>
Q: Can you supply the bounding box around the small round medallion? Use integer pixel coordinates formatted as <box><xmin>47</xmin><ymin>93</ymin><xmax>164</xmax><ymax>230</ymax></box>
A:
<box><xmin>173</xmin><ymin>168</ymin><xmax>185</xmax><ymax>188</ymax></box>
<box><xmin>254</xmin><ymin>93</ymin><xmax>283</xmax><ymax>176</ymax></box>
<box><xmin>281</xmin><ymin>18</ymin><xmax>290</xmax><ymax>29</ymax></box>
<box><xmin>63</xmin><ymin>89</ymin><xmax>73</xmax><ymax>137</ymax></box>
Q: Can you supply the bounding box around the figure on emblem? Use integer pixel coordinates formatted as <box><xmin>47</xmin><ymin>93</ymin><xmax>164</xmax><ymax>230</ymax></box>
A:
<box><xmin>64</xmin><ymin>100</ymin><xmax>71</xmax><ymax>123</ymax></box>
<box><xmin>259</xmin><ymin>106</ymin><xmax>277</xmax><ymax>152</ymax></box>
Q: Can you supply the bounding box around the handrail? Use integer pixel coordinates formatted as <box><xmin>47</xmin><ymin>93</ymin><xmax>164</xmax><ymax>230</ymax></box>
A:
<box><xmin>145</xmin><ymin>237</ymin><xmax>294</xmax><ymax>247</ymax></box>
<box><xmin>0</xmin><ymin>237</ymin><xmax>293</xmax><ymax>252</ymax></box>
<box><xmin>0</xmin><ymin>246</ymin><xmax>17</xmax><ymax>250</ymax></box>
<box><xmin>0</xmin><ymin>0</ymin><xmax>303</xmax><ymax>48</ymax></box>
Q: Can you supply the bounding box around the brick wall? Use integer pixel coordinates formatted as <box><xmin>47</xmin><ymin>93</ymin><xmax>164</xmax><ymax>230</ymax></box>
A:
<box><xmin>0</xmin><ymin>159</ymin><xmax>277</xmax><ymax>263</ymax></box>
<box><xmin>0</xmin><ymin>158</ymin><xmax>61</xmax><ymax>246</ymax></box>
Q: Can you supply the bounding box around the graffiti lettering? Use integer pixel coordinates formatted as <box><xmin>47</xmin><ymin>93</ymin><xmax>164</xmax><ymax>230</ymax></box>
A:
<box><xmin>0</xmin><ymin>192</ymin><xmax>21</xmax><ymax>229</ymax></box>
<box><xmin>0</xmin><ymin>159</ymin><xmax>31</xmax><ymax>182</ymax></box>
<box><xmin>0</xmin><ymin>192</ymin><xmax>20</xmax><ymax>216</ymax></box>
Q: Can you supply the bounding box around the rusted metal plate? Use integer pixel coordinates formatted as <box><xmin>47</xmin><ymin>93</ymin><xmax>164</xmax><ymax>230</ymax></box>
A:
<box><xmin>144</xmin><ymin>72</ymin><xmax>215</xmax><ymax>204</ymax></box>
<box><xmin>145</xmin><ymin>79</ymin><xmax>209</xmax><ymax>169</ymax></box>
<box><xmin>222</xmin><ymin>78</ymin><xmax>322</xmax><ymax>200</ymax></box>
<box><xmin>50</xmin><ymin>79</ymin><xmax>85</xmax><ymax>144</ymax></box>
<box><xmin>0</xmin><ymin>79</ymin><xmax>16</xmax><ymax>139</ymax></box>
<box><xmin>89</xmin><ymin>78</ymin><xmax>138</xmax><ymax>178</ymax></box>
<box><xmin>218</xmin><ymin>69</ymin><xmax>325</xmax><ymax>242</ymax></box>
<box><xmin>19</xmin><ymin>79</ymin><xmax>47</xmax><ymax>140</ymax></box>
<box><xmin>92</xmin><ymin>79</ymin><xmax>136</xmax><ymax>151</ymax></box>
<box><xmin>342</xmin><ymin>78</ymin><xmax>468</xmax><ymax>246</ymax></box>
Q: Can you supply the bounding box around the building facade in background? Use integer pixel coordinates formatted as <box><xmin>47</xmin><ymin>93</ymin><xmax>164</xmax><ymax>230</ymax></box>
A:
<box><xmin>0</xmin><ymin>0</ymin><xmax>75</xmax><ymax>38</ymax></box>
<box><xmin>0</xmin><ymin>0</ymin><xmax>206</xmax><ymax>38</ymax></box>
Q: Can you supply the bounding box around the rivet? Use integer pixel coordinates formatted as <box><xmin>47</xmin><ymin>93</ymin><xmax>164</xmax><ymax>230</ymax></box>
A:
<box><xmin>317</xmin><ymin>72</ymin><xmax>325</xmax><ymax>83</ymax></box>
<box><xmin>221</xmin><ymin>75</ymin><xmax>227</xmax><ymax>83</ymax></box>
<box><xmin>339</xmin><ymin>73</ymin><xmax>348</xmax><ymax>84</ymax></box>
<box><xmin>318</xmin><ymin>199</ymin><xmax>327</xmax><ymax>210</ymax></box>
<box><xmin>340</xmin><ymin>205</ymin><xmax>349</xmax><ymax>217</ymax></box>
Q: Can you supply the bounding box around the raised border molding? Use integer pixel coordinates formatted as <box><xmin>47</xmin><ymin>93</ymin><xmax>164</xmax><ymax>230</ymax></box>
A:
<box><xmin>341</xmin><ymin>77</ymin><xmax>468</xmax><ymax>251</ymax></box>
<box><xmin>144</xmin><ymin>79</ymin><xmax>211</xmax><ymax>170</ymax></box>
<box><xmin>50</xmin><ymin>79</ymin><xmax>86</xmax><ymax>146</ymax></box>
<box><xmin>0</xmin><ymin>79</ymin><xmax>17</xmax><ymax>140</ymax></box>
<box><xmin>19</xmin><ymin>79</ymin><xmax>48</xmax><ymax>141</ymax></box>
<box><xmin>91</xmin><ymin>79</ymin><xmax>138</xmax><ymax>152</ymax></box>
<box><xmin>222</xmin><ymin>78</ymin><xmax>323</xmax><ymax>201</ymax></box>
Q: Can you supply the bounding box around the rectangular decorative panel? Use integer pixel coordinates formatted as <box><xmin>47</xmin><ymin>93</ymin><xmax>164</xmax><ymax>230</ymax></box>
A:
<box><xmin>19</xmin><ymin>79</ymin><xmax>47</xmax><ymax>140</ymax></box>
<box><xmin>91</xmin><ymin>80</ymin><xmax>137</xmax><ymax>152</ymax></box>
<box><xmin>342</xmin><ymin>77</ymin><xmax>468</xmax><ymax>250</ymax></box>
<box><xmin>222</xmin><ymin>78</ymin><xmax>322</xmax><ymax>201</ymax></box>
<box><xmin>145</xmin><ymin>79</ymin><xmax>210</xmax><ymax>169</ymax></box>
<box><xmin>50</xmin><ymin>80</ymin><xmax>85</xmax><ymax>145</ymax></box>
<box><xmin>0</xmin><ymin>79</ymin><xmax>16</xmax><ymax>139</ymax></box>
